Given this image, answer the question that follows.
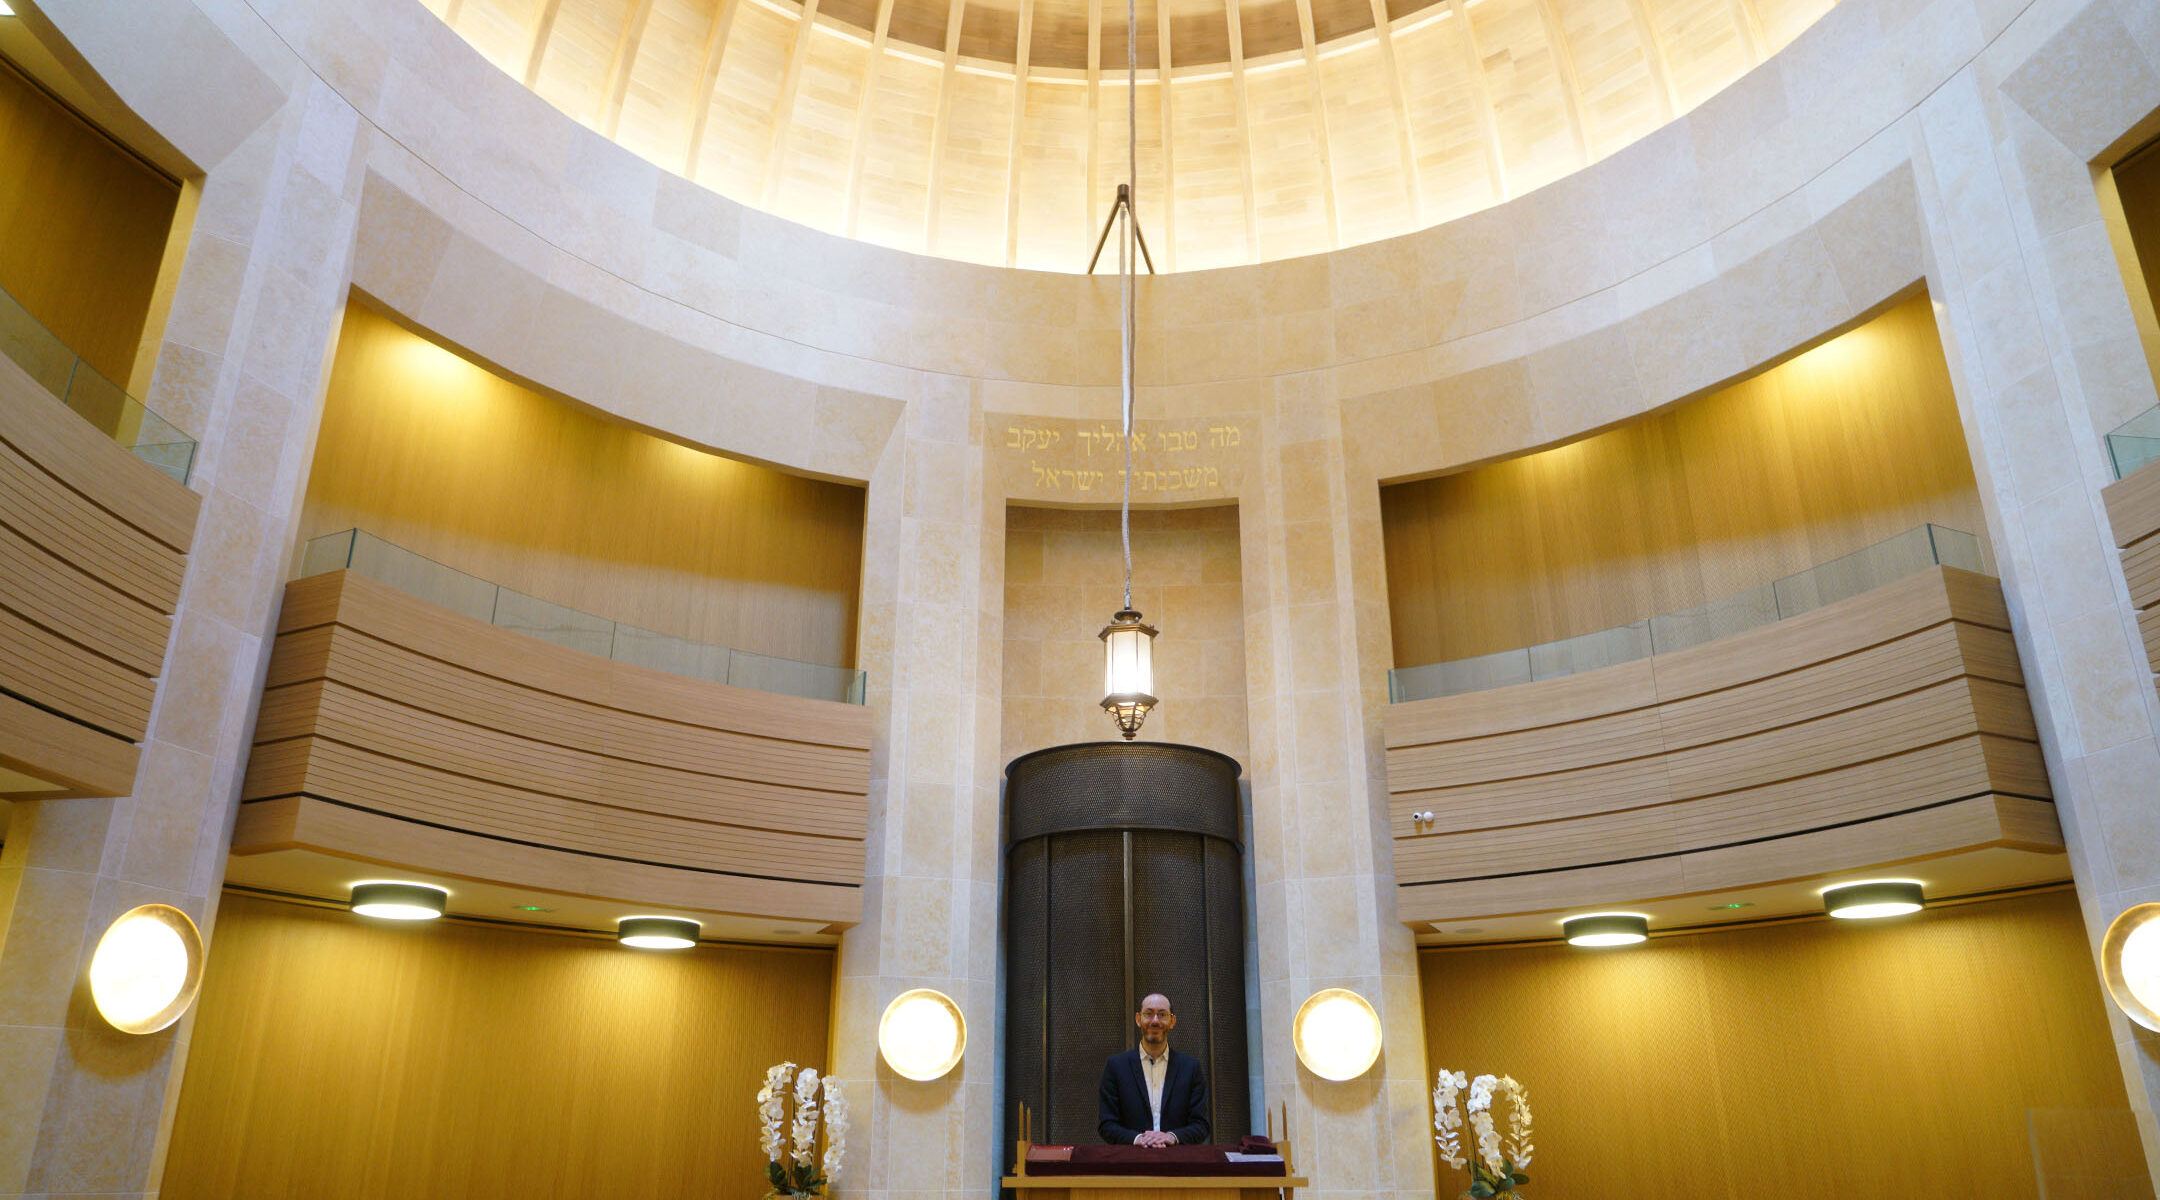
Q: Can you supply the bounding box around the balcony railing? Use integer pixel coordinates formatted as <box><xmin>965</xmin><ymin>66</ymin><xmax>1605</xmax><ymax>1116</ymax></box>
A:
<box><xmin>2107</xmin><ymin>407</ymin><xmax>2160</xmax><ymax>481</ymax></box>
<box><xmin>299</xmin><ymin>529</ymin><xmax>868</xmax><ymax>705</ymax></box>
<box><xmin>0</xmin><ymin>283</ymin><xmax>195</xmax><ymax>485</ymax></box>
<box><xmin>1387</xmin><ymin>523</ymin><xmax>1986</xmax><ymax>703</ymax></box>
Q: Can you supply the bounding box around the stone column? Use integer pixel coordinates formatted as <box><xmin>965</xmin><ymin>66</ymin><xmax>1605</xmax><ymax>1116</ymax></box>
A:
<box><xmin>1242</xmin><ymin>377</ymin><xmax>1435</xmax><ymax>1200</ymax></box>
<box><xmin>1905</xmin><ymin>0</ymin><xmax>2160</xmax><ymax>1172</ymax></box>
<box><xmin>833</xmin><ymin>375</ymin><xmax>1005</xmax><ymax>1200</ymax></box>
<box><xmin>0</xmin><ymin>3</ymin><xmax>366</xmax><ymax>1192</ymax></box>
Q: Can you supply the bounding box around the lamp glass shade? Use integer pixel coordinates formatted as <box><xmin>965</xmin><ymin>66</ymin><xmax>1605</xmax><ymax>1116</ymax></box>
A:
<box><xmin>2103</xmin><ymin>903</ymin><xmax>2160</xmax><ymax>1032</ymax></box>
<box><xmin>1563</xmin><ymin>913</ymin><xmax>1649</xmax><ymax>947</ymax></box>
<box><xmin>1291</xmin><ymin>988</ymin><xmax>1382</xmax><ymax>1081</ymax></box>
<box><xmin>618</xmin><ymin>916</ymin><xmax>700</xmax><ymax>949</ymax></box>
<box><xmin>89</xmin><ymin>904</ymin><xmax>204</xmax><ymax>1034</ymax></box>
<box><xmin>878</xmin><ymin>988</ymin><xmax>965</xmax><ymax>1081</ymax></box>
<box><xmin>350</xmin><ymin>882</ymin><xmax>448</xmax><ymax>921</ymax></box>
<box><xmin>1823</xmin><ymin>880</ymin><xmax>1924</xmax><ymax>920</ymax></box>
<box><xmin>1099</xmin><ymin>609</ymin><xmax>1159</xmax><ymax>739</ymax></box>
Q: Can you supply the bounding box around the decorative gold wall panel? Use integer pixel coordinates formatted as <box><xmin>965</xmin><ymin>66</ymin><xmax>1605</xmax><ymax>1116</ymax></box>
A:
<box><xmin>161</xmin><ymin>893</ymin><xmax>836</xmax><ymax>1200</ymax></box>
<box><xmin>0</xmin><ymin>58</ymin><xmax>179</xmax><ymax>385</ymax></box>
<box><xmin>235</xmin><ymin>570</ymin><xmax>870</xmax><ymax>924</ymax></box>
<box><xmin>1419</xmin><ymin>889</ymin><xmax>2146</xmax><ymax>1198</ymax></box>
<box><xmin>304</xmin><ymin>300</ymin><xmax>866</xmax><ymax>670</ymax></box>
<box><xmin>1380</xmin><ymin>295</ymin><xmax>1986</xmax><ymax>666</ymax></box>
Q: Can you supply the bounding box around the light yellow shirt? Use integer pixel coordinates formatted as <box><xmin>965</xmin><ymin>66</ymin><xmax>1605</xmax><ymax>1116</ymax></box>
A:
<box><xmin>1141</xmin><ymin>1049</ymin><xmax>1167</xmax><ymax>1133</ymax></box>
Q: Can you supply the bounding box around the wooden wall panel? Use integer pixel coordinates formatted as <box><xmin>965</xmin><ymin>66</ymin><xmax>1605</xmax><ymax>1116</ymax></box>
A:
<box><xmin>2100</xmin><ymin>450</ymin><xmax>2160</xmax><ymax>709</ymax></box>
<box><xmin>0</xmin><ymin>57</ymin><xmax>179</xmax><ymax>387</ymax></box>
<box><xmin>1419</xmin><ymin>890</ymin><xmax>2146</xmax><ymax>1199</ymax></box>
<box><xmin>236</xmin><ymin>571</ymin><xmax>869</xmax><ymax>925</ymax></box>
<box><xmin>1381</xmin><ymin>294</ymin><xmax>1988</xmax><ymax>667</ymax></box>
<box><xmin>302</xmin><ymin>300</ymin><xmax>865</xmax><ymax>670</ymax></box>
<box><xmin>162</xmin><ymin>893</ymin><xmax>836</xmax><ymax>1200</ymax></box>
<box><xmin>0</xmin><ymin>353</ymin><xmax>198</xmax><ymax>798</ymax></box>
<box><xmin>1384</xmin><ymin>566</ymin><xmax>2060</xmax><ymax>925</ymax></box>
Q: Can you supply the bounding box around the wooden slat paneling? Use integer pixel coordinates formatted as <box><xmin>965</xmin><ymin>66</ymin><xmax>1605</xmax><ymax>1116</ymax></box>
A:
<box><xmin>2101</xmin><ymin>456</ymin><xmax>2160</xmax><ymax>715</ymax></box>
<box><xmin>236</xmin><ymin>569</ymin><xmax>870</xmax><ymax>924</ymax></box>
<box><xmin>1386</xmin><ymin>567</ymin><xmax>2057</xmax><ymax>924</ymax></box>
<box><xmin>0</xmin><ymin>354</ymin><xmax>197</xmax><ymax>799</ymax></box>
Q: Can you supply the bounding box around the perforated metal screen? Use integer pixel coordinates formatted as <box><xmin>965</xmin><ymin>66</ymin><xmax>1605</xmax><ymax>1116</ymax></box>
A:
<box><xmin>1004</xmin><ymin>742</ymin><xmax>1250</xmax><ymax>1159</ymax></box>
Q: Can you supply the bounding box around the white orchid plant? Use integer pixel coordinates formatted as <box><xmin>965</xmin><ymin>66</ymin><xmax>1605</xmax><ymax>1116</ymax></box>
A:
<box><xmin>760</xmin><ymin>1062</ymin><xmax>847</xmax><ymax>1197</ymax></box>
<box><xmin>1434</xmin><ymin>1069</ymin><xmax>1533</xmax><ymax>1198</ymax></box>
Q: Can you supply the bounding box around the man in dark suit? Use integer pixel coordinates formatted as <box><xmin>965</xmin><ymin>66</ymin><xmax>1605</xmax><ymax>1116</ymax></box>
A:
<box><xmin>1098</xmin><ymin>992</ymin><xmax>1210</xmax><ymax>1146</ymax></box>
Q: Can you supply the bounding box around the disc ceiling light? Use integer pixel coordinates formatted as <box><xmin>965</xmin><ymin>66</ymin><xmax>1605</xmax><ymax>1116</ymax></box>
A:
<box><xmin>349</xmin><ymin>881</ymin><xmax>448</xmax><ymax>921</ymax></box>
<box><xmin>89</xmin><ymin>904</ymin><xmax>205</xmax><ymax>1035</ymax></box>
<box><xmin>878</xmin><ymin>988</ymin><xmax>966</xmax><ymax>1081</ymax></box>
<box><xmin>618</xmin><ymin>916</ymin><xmax>701</xmax><ymax>949</ymax></box>
<box><xmin>1823</xmin><ymin>880</ymin><xmax>1925</xmax><ymax>920</ymax></box>
<box><xmin>1093</xmin><ymin>0</ymin><xmax>1159</xmax><ymax>741</ymax></box>
<box><xmin>1291</xmin><ymin>988</ymin><xmax>1383</xmax><ymax>1081</ymax></box>
<box><xmin>1563</xmin><ymin>913</ymin><xmax>1650</xmax><ymax>947</ymax></box>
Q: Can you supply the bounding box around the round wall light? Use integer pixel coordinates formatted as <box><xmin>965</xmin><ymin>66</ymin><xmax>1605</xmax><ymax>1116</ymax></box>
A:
<box><xmin>878</xmin><ymin>988</ymin><xmax>965</xmax><ymax>1081</ymax></box>
<box><xmin>1823</xmin><ymin>880</ymin><xmax>1924</xmax><ymax>920</ymax></box>
<box><xmin>1291</xmin><ymin>988</ymin><xmax>1382</xmax><ymax>1081</ymax></box>
<box><xmin>1563</xmin><ymin>912</ymin><xmax>1650</xmax><ymax>947</ymax></box>
<box><xmin>2103</xmin><ymin>903</ymin><xmax>2160</xmax><ymax>1032</ymax></box>
<box><xmin>89</xmin><ymin>904</ymin><xmax>204</xmax><ymax>1035</ymax></box>
<box><xmin>349</xmin><ymin>882</ymin><xmax>448</xmax><ymax>921</ymax></box>
<box><xmin>618</xmin><ymin>916</ymin><xmax>700</xmax><ymax>949</ymax></box>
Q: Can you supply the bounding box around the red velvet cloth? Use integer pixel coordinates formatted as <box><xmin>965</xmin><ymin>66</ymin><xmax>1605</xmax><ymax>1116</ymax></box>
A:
<box><xmin>1022</xmin><ymin>1145</ymin><xmax>1286</xmax><ymax>1178</ymax></box>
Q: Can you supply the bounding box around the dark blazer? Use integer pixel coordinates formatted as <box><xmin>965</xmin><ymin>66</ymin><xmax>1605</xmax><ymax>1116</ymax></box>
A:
<box><xmin>1097</xmin><ymin>1047</ymin><xmax>1210</xmax><ymax>1145</ymax></box>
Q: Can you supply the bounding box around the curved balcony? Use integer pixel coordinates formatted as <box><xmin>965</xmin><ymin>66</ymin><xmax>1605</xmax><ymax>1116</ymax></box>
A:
<box><xmin>0</xmin><ymin>344</ymin><xmax>198</xmax><ymax>801</ymax></box>
<box><xmin>1385</xmin><ymin>565</ymin><xmax>2062</xmax><ymax>940</ymax></box>
<box><xmin>232</xmin><ymin>569</ymin><xmax>870</xmax><ymax>929</ymax></box>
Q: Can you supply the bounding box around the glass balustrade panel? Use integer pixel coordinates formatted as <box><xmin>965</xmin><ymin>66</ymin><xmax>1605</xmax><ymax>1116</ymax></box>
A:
<box><xmin>295</xmin><ymin>529</ymin><xmax>868</xmax><ymax>703</ymax></box>
<box><xmin>1388</xmin><ymin>523</ymin><xmax>1987</xmax><ymax>703</ymax></box>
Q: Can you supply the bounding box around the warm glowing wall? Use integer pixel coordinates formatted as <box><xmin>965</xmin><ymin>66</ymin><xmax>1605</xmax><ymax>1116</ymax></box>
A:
<box><xmin>2111</xmin><ymin>135</ymin><xmax>2160</xmax><ymax>384</ymax></box>
<box><xmin>0</xmin><ymin>57</ymin><xmax>178</xmax><ymax>386</ymax></box>
<box><xmin>1001</xmin><ymin>505</ymin><xmax>1249</xmax><ymax>765</ymax></box>
<box><xmin>161</xmin><ymin>894</ymin><xmax>835</xmax><ymax>1200</ymax></box>
<box><xmin>1419</xmin><ymin>890</ymin><xmax>2144</xmax><ymax>1198</ymax></box>
<box><xmin>302</xmin><ymin>300</ymin><xmax>866</xmax><ymax>667</ymax></box>
<box><xmin>1380</xmin><ymin>293</ymin><xmax>1988</xmax><ymax>665</ymax></box>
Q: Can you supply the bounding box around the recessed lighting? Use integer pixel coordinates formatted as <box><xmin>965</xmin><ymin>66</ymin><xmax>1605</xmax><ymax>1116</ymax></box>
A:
<box><xmin>1562</xmin><ymin>912</ymin><xmax>1649</xmax><ymax>947</ymax></box>
<box><xmin>350</xmin><ymin>881</ymin><xmax>448</xmax><ymax>921</ymax></box>
<box><xmin>618</xmin><ymin>916</ymin><xmax>700</xmax><ymax>949</ymax></box>
<box><xmin>1823</xmin><ymin>880</ymin><xmax>1924</xmax><ymax>920</ymax></box>
<box><xmin>512</xmin><ymin>904</ymin><xmax>556</xmax><ymax>913</ymax></box>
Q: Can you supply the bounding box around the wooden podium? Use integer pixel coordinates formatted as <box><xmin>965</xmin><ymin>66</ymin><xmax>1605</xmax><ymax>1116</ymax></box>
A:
<box><xmin>1002</xmin><ymin>1107</ymin><xmax>1309</xmax><ymax>1200</ymax></box>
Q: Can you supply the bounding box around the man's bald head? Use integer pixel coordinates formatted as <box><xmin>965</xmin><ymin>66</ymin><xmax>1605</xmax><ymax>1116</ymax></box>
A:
<box><xmin>1136</xmin><ymin>993</ymin><xmax>1176</xmax><ymax>1051</ymax></box>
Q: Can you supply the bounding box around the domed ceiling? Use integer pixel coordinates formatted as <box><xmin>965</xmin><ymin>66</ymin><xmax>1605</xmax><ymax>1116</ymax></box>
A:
<box><xmin>423</xmin><ymin>0</ymin><xmax>1835</xmax><ymax>270</ymax></box>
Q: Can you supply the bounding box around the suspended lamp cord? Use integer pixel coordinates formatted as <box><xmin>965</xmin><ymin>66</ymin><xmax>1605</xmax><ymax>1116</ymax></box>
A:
<box><xmin>1119</xmin><ymin>0</ymin><xmax>1137</xmax><ymax>611</ymax></box>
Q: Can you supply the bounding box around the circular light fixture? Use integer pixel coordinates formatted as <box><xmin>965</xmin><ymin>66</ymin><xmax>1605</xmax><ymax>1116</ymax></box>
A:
<box><xmin>877</xmin><ymin>988</ymin><xmax>965</xmax><ymax>1081</ymax></box>
<box><xmin>618</xmin><ymin>916</ymin><xmax>701</xmax><ymax>949</ymax></box>
<box><xmin>89</xmin><ymin>904</ymin><xmax>204</xmax><ymax>1035</ymax></box>
<box><xmin>1823</xmin><ymin>880</ymin><xmax>1924</xmax><ymax>920</ymax></box>
<box><xmin>1563</xmin><ymin>912</ymin><xmax>1650</xmax><ymax>947</ymax></box>
<box><xmin>349</xmin><ymin>882</ymin><xmax>448</xmax><ymax>921</ymax></box>
<box><xmin>2103</xmin><ymin>904</ymin><xmax>2160</xmax><ymax>1032</ymax></box>
<box><xmin>1291</xmin><ymin>988</ymin><xmax>1382</xmax><ymax>1081</ymax></box>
